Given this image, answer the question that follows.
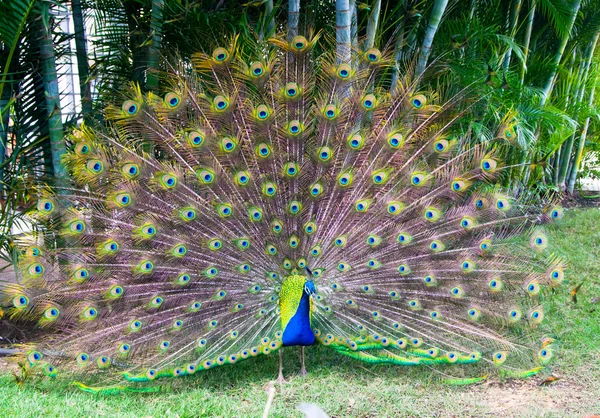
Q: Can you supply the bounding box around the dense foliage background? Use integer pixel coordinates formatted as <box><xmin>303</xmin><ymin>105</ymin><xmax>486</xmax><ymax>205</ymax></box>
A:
<box><xmin>1</xmin><ymin>0</ymin><xmax>599</xmax><ymax>265</ymax></box>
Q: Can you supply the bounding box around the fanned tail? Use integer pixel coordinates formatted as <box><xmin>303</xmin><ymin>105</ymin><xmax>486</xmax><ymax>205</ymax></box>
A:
<box><xmin>0</xmin><ymin>30</ymin><xmax>565</xmax><ymax>388</ymax></box>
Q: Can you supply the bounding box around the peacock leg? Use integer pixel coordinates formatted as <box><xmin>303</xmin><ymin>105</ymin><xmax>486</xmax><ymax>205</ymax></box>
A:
<box><xmin>276</xmin><ymin>348</ymin><xmax>286</xmax><ymax>389</ymax></box>
<box><xmin>299</xmin><ymin>347</ymin><xmax>307</xmax><ymax>376</ymax></box>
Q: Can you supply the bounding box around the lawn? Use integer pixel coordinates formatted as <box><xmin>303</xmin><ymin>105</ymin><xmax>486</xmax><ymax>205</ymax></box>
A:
<box><xmin>0</xmin><ymin>208</ymin><xmax>599</xmax><ymax>417</ymax></box>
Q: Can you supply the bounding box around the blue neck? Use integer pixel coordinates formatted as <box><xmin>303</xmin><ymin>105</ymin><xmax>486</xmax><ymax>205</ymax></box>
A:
<box><xmin>282</xmin><ymin>292</ymin><xmax>315</xmax><ymax>346</ymax></box>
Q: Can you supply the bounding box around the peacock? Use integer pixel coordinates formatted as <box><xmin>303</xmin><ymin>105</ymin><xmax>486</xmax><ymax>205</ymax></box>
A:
<box><xmin>0</xmin><ymin>30</ymin><xmax>566</xmax><ymax>392</ymax></box>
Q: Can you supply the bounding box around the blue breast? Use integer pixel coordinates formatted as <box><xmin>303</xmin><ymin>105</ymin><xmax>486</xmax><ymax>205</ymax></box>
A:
<box><xmin>282</xmin><ymin>293</ymin><xmax>316</xmax><ymax>346</ymax></box>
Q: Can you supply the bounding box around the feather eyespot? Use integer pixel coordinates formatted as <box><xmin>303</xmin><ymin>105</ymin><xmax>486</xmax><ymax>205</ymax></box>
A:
<box><xmin>187</xmin><ymin>131</ymin><xmax>205</xmax><ymax>148</ymax></box>
<box><xmin>43</xmin><ymin>307</ymin><xmax>60</xmax><ymax>320</ymax></box>
<box><xmin>136</xmin><ymin>260</ymin><xmax>154</xmax><ymax>274</ymax></box>
<box><xmin>387</xmin><ymin>201</ymin><xmax>404</xmax><ymax>215</ymax></box>
<box><xmin>283</xmin><ymin>82</ymin><xmax>300</xmax><ymax>99</ymax></box>
<box><xmin>364</xmin><ymin>48</ymin><xmax>381</xmax><ymax>63</ymax></box>
<box><xmin>288</xmin><ymin>200</ymin><xmax>302</xmax><ymax>215</ymax></box>
<box><xmin>290</xmin><ymin>36</ymin><xmax>308</xmax><ymax>51</ymax></box>
<box><xmin>493</xmin><ymin>351</ymin><xmax>507</xmax><ymax>365</ymax></box>
<box><xmin>204</xmin><ymin>267</ymin><xmax>218</xmax><ymax>279</ymax></box>
<box><xmin>347</xmin><ymin>133</ymin><xmax>365</xmax><ymax>150</ymax></box>
<box><xmin>28</xmin><ymin>262</ymin><xmax>45</xmax><ymax>277</ymax></box>
<box><xmin>219</xmin><ymin>136</ymin><xmax>237</xmax><ymax>153</ymax></box>
<box><xmin>256</xmin><ymin>143</ymin><xmax>272</xmax><ymax>158</ymax></box>
<box><xmin>72</xmin><ymin>267</ymin><xmax>90</xmax><ymax>282</ymax></box>
<box><xmin>433</xmin><ymin>139</ymin><xmax>449</xmax><ymax>153</ymax></box>
<box><xmin>410</xmin><ymin>172</ymin><xmax>428</xmax><ymax>186</ymax></box>
<box><xmin>397</xmin><ymin>264</ymin><xmax>411</xmax><ymax>275</ymax></box>
<box><xmin>283</xmin><ymin>162</ymin><xmax>300</xmax><ymax>178</ymax></box>
<box><xmin>423</xmin><ymin>275</ymin><xmax>437</xmax><ymax>286</ymax></box>
<box><xmin>337</xmin><ymin>171</ymin><xmax>353</xmax><ymax>187</ymax></box>
<box><xmin>86</xmin><ymin>159</ymin><xmax>104</xmax><ymax>174</ymax></box>
<box><xmin>212</xmin><ymin>47</ymin><xmax>230</xmax><ymax>63</ymax></box>
<box><xmin>424</xmin><ymin>207</ymin><xmax>441</xmax><ymax>222</ymax></box>
<box><xmin>164</xmin><ymin>92</ymin><xmax>181</xmax><ymax>109</ymax></box>
<box><xmin>37</xmin><ymin>198</ymin><xmax>55</xmax><ymax>215</ymax></box>
<box><xmin>481</xmin><ymin>158</ymin><xmax>497</xmax><ymax>172</ymax></box>
<box><xmin>287</xmin><ymin>120</ymin><xmax>304</xmax><ymax>135</ymax></box>
<box><xmin>122</xmin><ymin>100</ymin><xmax>140</xmax><ymax>116</ymax></box>
<box><xmin>13</xmin><ymin>295</ymin><xmax>29</xmax><ymax>308</ymax></box>
<box><xmin>507</xmin><ymin>308</ymin><xmax>522</xmax><ymax>322</ymax></box>
<box><xmin>271</xmin><ymin>220</ymin><xmax>283</xmax><ymax>234</ymax></box>
<box><xmin>266</xmin><ymin>244</ymin><xmax>277</xmax><ymax>255</ymax></box>
<box><xmin>179</xmin><ymin>207</ymin><xmax>197</xmax><ymax>221</ymax></box>
<box><xmin>317</xmin><ymin>146</ymin><xmax>333</xmax><ymax>162</ymax></box>
<box><xmin>355</xmin><ymin>199</ymin><xmax>371</xmax><ymax>213</ymax></box>
<box><xmin>372</xmin><ymin>169</ymin><xmax>389</xmax><ymax>185</ymax></box>
<box><xmin>488</xmin><ymin>278</ymin><xmax>503</xmax><ymax>292</ymax></box>
<box><xmin>336</xmin><ymin>64</ymin><xmax>352</xmax><ymax>79</ymax></box>
<box><xmin>309</xmin><ymin>183</ymin><xmax>324</xmax><ymax>197</ymax></box>
<box><xmin>387</xmin><ymin>132</ymin><xmax>404</xmax><ymax>149</ymax></box>
<box><xmin>361</xmin><ymin>94</ymin><xmax>377</xmax><ymax>110</ymax></box>
<box><xmin>262</xmin><ymin>181</ymin><xmax>277</xmax><ymax>197</ymax></box>
<box><xmin>410</xmin><ymin>94</ymin><xmax>426</xmax><ymax>109</ymax></box>
<box><xmin>549</xmin><ymin>206</ymin><xmax>564</xmax><ymax>220</ymax></box>
<box><xmin>334</xmin><ymin>235</ymin><xmax>347</xmax><ymax>247</ymax></box>
<box><xmin>397</xmin><ymin>233</ymin><xmax>412</xmax><ymax>245</ymax></box>
<box><xmin>249</xmin><ymin>62</ymin><xmax>266</xmax><ymax>78</ymax></box>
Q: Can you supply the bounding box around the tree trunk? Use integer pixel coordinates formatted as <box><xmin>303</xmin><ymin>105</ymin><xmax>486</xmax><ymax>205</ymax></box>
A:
<box><xmin>567</xmin><ymin>37</ymin><xmax>600</xmax><ymax>193</ymax></box>
<box><xmin>558</xmin><ymin>35</ymin><xmax>598</xmax><ymax>188</ymax></box>
<box><xmin>519</xmin><ymin>0</ymin><xmax>535</xmax><ymax>84</ymax></box>
<box><xmin>364</xmin><ymin>0</ymin><xmax>381</xmax><ymax>50</ymax></box>
<box><xmin>415</xmin><ymin>0</ymin><xmax>449</xmax><ymax>77</ymax></box>
<box><xmin>391</xmin><ymin>3</ymin><xmax>406</xmax><ymax>96</ymax></box>
<box><xmin>264</xmin><ymin>0</ymin><xmax>275</xmax><ymax>38</ymax></box>
<box><xmin>336</xmin><ymin>0</ymin><xmax>351</xmax><ymax>64</ymax></box>
<box><xmin>502</xmin><ymin>0</ymin><xmax>523</xmax><ymax>71</ymax></box>
<box><xmin>146</xmin><ymin>0</ymin><xmax>164</xmax><ymax>93</ymax></box>
<box><xmin>125</xmin><ymin>2</ymin><xmax>146</xmax><ymax>89</ymax></box>
<box><xmin>350</xmin><ymin>0</ymin><xmax>358</xmax><ymax>51</ymax></box>
<box><xmin>0</xmin><ymin>83</ymin><xmax>10</xmax><ymax>195</ymax></box>
<box><xmin>37</xmin><ymin>4</ymin><xmax>67</xmax><ymax>181</ymax></box>
<box><xmin>553</xmin><ymin>147</ymin><xmax>561</xmax><ymax>185</ymax></box>
<box><xmin>71</xmin><ymin>0</ymin><xmax>92</xmax><ymax>120</ymax></box>
<box><xmin>288</xmin><ymin>0</ymin><xmax>300</xmax><ymax>41</ymax></box>
<box><xmin>539</xmin><ymin>0</ymin><xmax>580</xmax><ymax>105</ymax></box>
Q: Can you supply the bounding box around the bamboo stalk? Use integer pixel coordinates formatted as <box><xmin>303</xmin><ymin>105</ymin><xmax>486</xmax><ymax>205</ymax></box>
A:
<box><xmin>37</xmin><ymin>5</ymin><xmax>68</xmax><ymax>181</ymax></box>
<box><xmin>415</xmin><ymin>0</ymin><xmax>449</xmax><ymax>77</ymax></box>
<box><xmin>288</xmin><ymin>0</ymin><xmax>300</xmax><ymax>41</ymax></box>
<box><xmin>350</xmin><ymin>0</ymin><xmax>358</xmax><ymax>51</ymax></box>
<box><xmin>567</xmin><ymin>39</ymin><xmax>600</xmax><ymax>193</ymax></box>
<box><xmin>336</xmin><ymin>0</ymin><xmax>352</xmax><ymax>64</ymax></box>
<box><xmin>558</xmin><ymin>34</ymin><xmax>598</xmax><ymax>188</ymax></box>
<box><xmin>519</xmin><ymin>0</ymin><xmax>536</xmax><ymax>84</ymax></box>
<box><xmin>539</xmin><ymin>0</ymin><xmax>581</xmax><ymax>105</ymax></box>
<box><xmin>146</xmin><ymin>0</ymin><xmax>164</xmax><ymax>93</ymax></box>
<box><xmin>502</xmin><ymin>0</ymin><xmax>523</xmax><ymax>71</ymax></box>
<box><xmin>71</xmin><ymin>0</ymin><xmax>92</xmax><ymax>119</ymax></box>
<box><xmin>264</xmin><ymin>0</ymin><xmax>274</xmax><ymax>38</ymax></box>
<box><xmin>364</xmin><ymin>0</ymin><xmax>381</xmax><ymax>50</ymax></box>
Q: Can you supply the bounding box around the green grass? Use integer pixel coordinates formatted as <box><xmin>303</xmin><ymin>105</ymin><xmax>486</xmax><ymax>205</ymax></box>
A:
<box><xmin>1</xmin><ymin>208</ymin><xmax>599</xmax><ymax>417</ymax></box>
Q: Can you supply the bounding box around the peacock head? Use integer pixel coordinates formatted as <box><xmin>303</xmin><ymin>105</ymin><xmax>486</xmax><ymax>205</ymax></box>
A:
<box><xmin>303</xmin><ymin>267</ymin><xmax>317</xmax><ymax>296</ymax></box>
<box><xmin>304</xmin><ymin>280</ymin><xmax>316</xmax><ymax>296</ymax></box>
